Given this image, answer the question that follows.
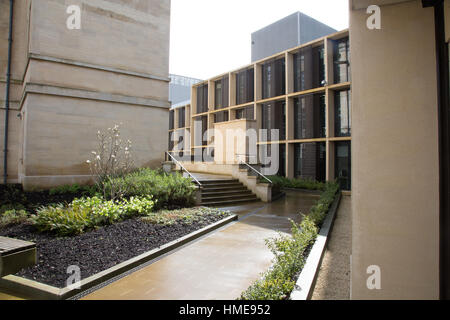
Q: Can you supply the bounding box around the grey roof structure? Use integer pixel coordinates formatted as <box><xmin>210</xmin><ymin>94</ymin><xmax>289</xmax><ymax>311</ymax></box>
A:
<box><xmin>251</xmin><ymin>12</ymin><xmax>337</xmax><ymax>62</ymax></box>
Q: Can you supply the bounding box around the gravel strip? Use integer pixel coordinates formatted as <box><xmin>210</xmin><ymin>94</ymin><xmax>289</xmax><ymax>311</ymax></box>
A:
<box><xmin>310</xmin><ymin>195</ymin><xmax>352</xmax><ymax>300</ymax></box>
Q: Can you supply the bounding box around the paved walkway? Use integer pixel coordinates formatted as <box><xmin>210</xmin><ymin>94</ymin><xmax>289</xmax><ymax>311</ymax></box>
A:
<box><xmin>82</xmin><ymin>191</ymin><xmax>319</xmax><ymax>300</ymax></box>
<box><xmin>310</xmin><ymin>195</ymin><xmax>352</xmax><ymax>300</ymax></box>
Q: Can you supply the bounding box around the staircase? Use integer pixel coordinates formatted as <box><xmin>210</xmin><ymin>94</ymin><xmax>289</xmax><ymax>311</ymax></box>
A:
<box><xmin>199</xmin><ymin>179</ymin><xmax>259</xmax><ymax>207</ymax></box>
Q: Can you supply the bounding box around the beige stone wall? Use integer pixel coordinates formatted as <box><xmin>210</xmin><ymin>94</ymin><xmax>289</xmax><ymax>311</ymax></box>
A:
<box><xmin>29</xmin><ymin>0</ymin><xmax>170</xmax><ymax>78</ymax></box>
<box><xmin>1</xmin><ymin>0</ymin><xmax>171</xmax><ymax>188</ymax></box>
<box><xmin>20</xmin><ymin>93</ymin><xmax>168</xmax><ymax>189</ymax></box>
<box><xmin>350</xmin><ymin>0</ymin><xmax>440</xmax><ymax>299</ymax></box>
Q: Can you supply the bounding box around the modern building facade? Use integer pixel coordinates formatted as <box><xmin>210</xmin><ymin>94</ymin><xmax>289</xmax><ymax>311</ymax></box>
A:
<box><xmin>350</xmin><ymin>0</ymin><xmax>449</xmax><ymax>299</ymax></box>
<box><xmin>251</xmin><ymin>12</ymin><xmax>337</xmax><ymax>62</ymax></box>
<box><xmin>0</xmin><ymin>0</ymin><xmax>171</xmax><ymax>189</ymax></box>
<box><xmin>169</xmin><ymin>30</ymin><xmax>352</xmax><ymax>190</ymax></box>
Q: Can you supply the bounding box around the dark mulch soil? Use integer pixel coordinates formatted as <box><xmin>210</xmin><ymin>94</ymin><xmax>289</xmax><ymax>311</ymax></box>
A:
<box><xmin>0</xmin><ymin>213</ymin><xmax>230</xmax><ymax>288</ymax></box>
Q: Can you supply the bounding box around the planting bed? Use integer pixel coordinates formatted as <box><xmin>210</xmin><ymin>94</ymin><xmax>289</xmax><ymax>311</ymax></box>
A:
<box><xmin>0</xmin><ymin>210</ymin><xmax>231</xmax><ymax>288</ymax></box>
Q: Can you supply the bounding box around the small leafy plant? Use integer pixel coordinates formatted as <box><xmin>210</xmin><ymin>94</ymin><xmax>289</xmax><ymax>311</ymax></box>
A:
<box><xmin>0</xmin><ymin>209</ymin><xmax>29</xmax><ymax>228</ymax></box>
<box><xmin>31</xmin><ymin>195</ymin><xmax>155</xmax><ymax>236</ymax></box>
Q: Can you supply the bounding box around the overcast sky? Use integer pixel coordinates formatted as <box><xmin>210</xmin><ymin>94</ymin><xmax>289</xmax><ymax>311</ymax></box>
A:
<box><xmin>169</xmin><ymin>0</ymin><xmax>349</xmax><ymax>80</ymax></box>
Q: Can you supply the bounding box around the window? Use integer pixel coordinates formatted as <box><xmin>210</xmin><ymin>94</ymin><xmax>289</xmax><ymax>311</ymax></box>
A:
<box><xmin>294</xmin><ymin>94</ymin><xmax>326</xmax><ymax>140</ymax></box>
<box><xmin>236</xmin><ymin>68</ymin><xmax>254</xmax><ymax>105</ymax></box>
<box><xmin>169</xmin><ymin>110</ymin><xmax>174</xmax><ymax>130</ymax></box>
<box><xmin>261</xmin><ymin>101</ymin><xmax>286</xmax><ymax>141</ymax></box>
<box><xmin>235</xmin><ymin>106</ymin><xmax>254</xmax><ymax>120</ymax></box>
<box><xmin>335</xmin><ymin>90</ymin><xmax>351</xmax><ymax>137</ymax></box>
<box><xmin>214</xmin><ymin>111</ymin><xmax>229</xmax><ymax>123</ymax></box>
<box><xmin>294</xmin><ymin>142</ymin><xmax>326</xmax><ymax>182</ymax></box>
<box><xmin>215</xmin><ymin>76</ymin><xmax>229</xmax><ymax>109</ymax></box>
<box><xmin>294</xmin><ymin>45</ymin><xmax>325</xmax><ymax>92</ymax></box>
<box><xmin>177</xmin><ymin>129</ymin><xmax>185</xmax><ymax>150</ymax></box>
<box><xmin>262</xmin><ymin>58</ymin><xmax>286</xmax><ymax>99</ymax></box>
<box><xmin>334</xmin><ymin>37</ymin><xmax>350</xmax><ymax>83</ymax></box>
<box><xmin>196</xmin><ymin>84</ymin><xmax>208</xmax><ymax>114</ymax></box>
<box><xmin>335</xmin><ymin>141</ymin><xmax>351</xmax><ymax>190</ymax></box>
<box><xmin>258</xmin><ymin>144</ymin><xmax>285</xmax><ymax>176</ymax></box>
<box><xmin>178</xmin><ymin>107</ymin><xmax>185</xmax><ymax>128</ymax></box>
<box><xmin>168</xmin><ymin>131</ymin><xmax>174</xmax><ymax>151</ymax></box>
<box><xmin>194</xmin><ymin>116</ymin><xmax>208</xmax><ymax>146</ymax></box>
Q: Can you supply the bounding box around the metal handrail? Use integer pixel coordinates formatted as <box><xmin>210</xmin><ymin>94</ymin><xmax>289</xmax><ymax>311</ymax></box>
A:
<box><xmin>235</xmin><ymin>154</ymin><xmax>272</xmax><ymax>185</ymax></box>
<box><xmin>166</xmin><ymin>152</ymin><xmax>202</xmax><ymax>187</ymax></box>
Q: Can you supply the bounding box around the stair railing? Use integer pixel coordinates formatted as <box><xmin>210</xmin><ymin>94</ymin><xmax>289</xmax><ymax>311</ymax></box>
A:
<box><xmin>235</xmin><ymin>154</ymin><xmax>272</xmax><ymax>185</ymax></box>
<box><xmin>165</xmin><ymin>152</ymin><xmax>202</xmax><ymax>187</ymax></box>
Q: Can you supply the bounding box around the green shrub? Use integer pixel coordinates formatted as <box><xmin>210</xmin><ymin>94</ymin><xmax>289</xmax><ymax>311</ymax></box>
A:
<box><xmin>48</xmin><ymin>184</ymin><xmax>97</xmax><ymax>197</ymax></box>
<box><xmin>240</xmin><ymin>182</ymin><xmax>339</xmax><ymax>300</ymax></box>
<box><xmin>265</xmin><ymin>176</ymin><xmax>326</xmax><ymax>191</ymax></box>
<box><xmin>0</xmin><ymin>203</ymin><xmax>26</xmax><ymax>215</ymax></box>
<box><xmin>0</xmin><ymin>209</ymin><xmax>29</xmax><ymax>228</ymax></box>
<box><xmin>103</xmin><ymin>168</ymin><xmax>196</xmax><ymax>209</ymax></box>
<box><xmin>31</xmin><ymin>195</ymin><xmax>155</xmax><ymax>236</ymax></box>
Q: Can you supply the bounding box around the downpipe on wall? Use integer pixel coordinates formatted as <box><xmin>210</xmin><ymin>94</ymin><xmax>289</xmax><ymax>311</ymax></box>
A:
<box><xmin>3</xmin><ymin>0</ymin><xmax>14</xmax><ymax>184</ymax></box>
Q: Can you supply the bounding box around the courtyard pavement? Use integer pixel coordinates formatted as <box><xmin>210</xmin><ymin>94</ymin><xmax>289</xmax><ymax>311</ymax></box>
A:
<box><xmin>82</xmin><ymin>190</ymin><xmax>319</xmax><ymax>300</ymax></box>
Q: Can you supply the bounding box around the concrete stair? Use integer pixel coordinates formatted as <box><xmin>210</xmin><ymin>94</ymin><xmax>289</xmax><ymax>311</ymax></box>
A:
<box><xmin>199</xmin><ymin>179</ymin><xmax>259</xmax><ymax>206</ymax></box>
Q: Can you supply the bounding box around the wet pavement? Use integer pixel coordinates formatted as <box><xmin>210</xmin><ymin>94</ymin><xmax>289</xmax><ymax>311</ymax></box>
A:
<box><xmin>82</xmin><ymin>190</ymin><xmax>319</xmax><ymax>300</ymax></box>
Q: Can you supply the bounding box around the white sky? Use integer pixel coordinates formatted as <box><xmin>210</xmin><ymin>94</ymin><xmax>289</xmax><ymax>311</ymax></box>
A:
<box><xmin>169</xmin><ymin>0</ymin><xmax>349</xmax><ymax>80</ymax></box>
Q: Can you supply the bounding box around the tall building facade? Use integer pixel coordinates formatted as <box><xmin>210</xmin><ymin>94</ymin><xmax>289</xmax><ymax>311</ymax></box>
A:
<box><xmin>0</xmin><ymin>0</ymin><xmax>171</xmax><ymax>189</ymax></box>
<box><xmin>169</xmin><ymin>30</ymin><xmax>351</xmax><ymax>190</ymax></box>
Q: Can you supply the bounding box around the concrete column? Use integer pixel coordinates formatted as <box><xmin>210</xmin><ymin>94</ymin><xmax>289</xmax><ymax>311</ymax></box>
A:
<box><xmin>286</xmin><ymin>52</ymin><xmax>294</xmax><ymax>94</ymax></box>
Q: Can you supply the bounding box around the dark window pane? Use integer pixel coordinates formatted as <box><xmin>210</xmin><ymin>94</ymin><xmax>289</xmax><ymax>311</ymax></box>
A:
<box><xmin>335</xmin><ymin>141</ymin><xmax>351</xmax><ymax>190</ymax></box>
<box><xmin>169</xmin><ymin>110</ymin><xmax>174</xmax><ymax>130</ymax></box>
<box><xmin>215</xmin><ymin>76</ymin><xmax>229</xmax><ymax>109</ymax></box>
<box><xmin>262</xmin><ymin>58</ymin><xmax>285</xmax><ymax>99</ymax></box>
<box><xmin>294</xmin><ymin>94</ymin><xmax>326</xmax><ymax>139</ymax></box>
<box><xmin>235</xmin><ymin>106</ymin><xmax>254</xmax><ymax>120</ymax></box>
<box><xmin>178</xmin><ymin>107</ymin><xmax>185</xmax><ymax>128</ymax></box>
<box><xmin>236</xmin><ymin>68</ymin><xmax>254</xmax><ymax>105</ymax></box>
<box><xmin>294</xmin><ymin>142</ymin><xmax>326</xmax><ymax>182</ymax></box>
<box><xmin>334</xmin><ymin>37</ymin><xmax>350</xmax><ymax>84</ymax></box>
<box><xmin>214</xmin><ymin>111</ymin><xmax>229</xmax><ymax>123</ymax></box>
<box><xmin>335</xmin><ymin>90</ymin><xmax>351</xmax><ymax>137</ymax></box>
<box><xmin>294</xmin><ymin>45</ymin><xmax>325</xmax><ymax>92</ymax></box>
<box><xmin>261</xmin><ymin>101</ymin><xmax>285</xmax><ymax>141</ymax></box>
<box><xmin>197</xmin><ymin>84</ymin><xmax>209</xmax><ymax>114</ymax></box>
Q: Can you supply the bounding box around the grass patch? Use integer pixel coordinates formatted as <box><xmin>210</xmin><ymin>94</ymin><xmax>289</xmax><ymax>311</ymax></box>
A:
<box><xmin>239</xmin><ymin>182</ymin><xmax>339</xmax><ymax>300</ymax></box>
<box><xmin>142</xmin><ymin>207</ymin><xmax>231</xmax><ymax>226</ymax></box>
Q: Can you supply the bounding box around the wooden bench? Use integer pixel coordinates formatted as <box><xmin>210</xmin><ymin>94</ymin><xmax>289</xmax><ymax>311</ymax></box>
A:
<box><xmin>0</xmin><ymin>237</ymin><xmax>36</xmax><ymax>277</ymax></box>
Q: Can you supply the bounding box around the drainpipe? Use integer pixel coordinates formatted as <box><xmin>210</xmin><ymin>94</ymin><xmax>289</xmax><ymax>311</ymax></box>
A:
<box><xmin>3</xmin><ymin>0</ymin><xmax>14</xmax><ymax>184</ymax></box>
